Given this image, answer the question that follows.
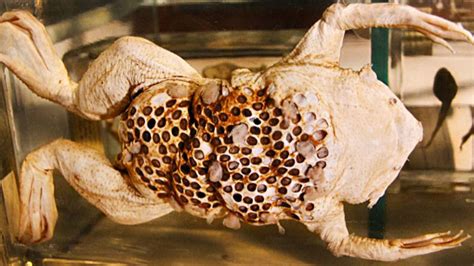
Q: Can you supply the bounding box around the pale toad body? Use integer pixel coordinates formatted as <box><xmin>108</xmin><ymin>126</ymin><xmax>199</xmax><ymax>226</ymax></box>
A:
<box><xmin>0</xmin><ymin>3</ymin><xmax>472</xmax><ymax>261</ymax></box>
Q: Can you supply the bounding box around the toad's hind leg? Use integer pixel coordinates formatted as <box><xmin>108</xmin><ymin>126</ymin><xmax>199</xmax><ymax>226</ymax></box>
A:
<box><xmin>0</xmin><ymin>10</ymin><xmax>201</xmax><ymax>120</ymax></box>
<box><xmin>18</xmin><ymin>139</ymin><xmax>173</xmax><ymax>244</ymax></box>
<box><xmin>305</xmin><ymin>203</ymin><xmax>471</xmax><ymax>261</ymax></box>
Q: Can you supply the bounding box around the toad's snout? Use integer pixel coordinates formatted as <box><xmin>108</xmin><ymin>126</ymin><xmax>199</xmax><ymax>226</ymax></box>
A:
<box><xmin>393</xmin><ymin>101</ymin><xmax>423</xmax><ymax>155</ymax></box>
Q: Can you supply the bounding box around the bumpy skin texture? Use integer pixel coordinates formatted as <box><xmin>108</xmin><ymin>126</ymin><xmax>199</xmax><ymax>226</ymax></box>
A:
<box><xmin>0</xmin><ymin>3</ymin><xmax>472</xmax><ymax>261</ymax></box>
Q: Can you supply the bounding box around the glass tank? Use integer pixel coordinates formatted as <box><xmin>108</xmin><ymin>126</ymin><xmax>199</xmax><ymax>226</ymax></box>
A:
<box><xmin>0</xmin><ymin>0</ymin><xmax>472</xmax><ymax>265</ymax></box>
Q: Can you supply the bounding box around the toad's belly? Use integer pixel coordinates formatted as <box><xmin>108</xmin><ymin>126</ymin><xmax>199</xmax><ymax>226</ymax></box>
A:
<box><xmin>117</xmin><ymin>81</ymin><xmax>332</xmax><ymax>225</ymax></box>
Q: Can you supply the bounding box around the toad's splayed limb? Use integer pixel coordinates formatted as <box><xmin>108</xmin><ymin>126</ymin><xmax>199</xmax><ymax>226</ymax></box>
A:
<box><xmin>305</xmin><ymin>203</ymin><xmax>470</xmax><ymax>261</ymax></box>
<box><xmin>0</xmin><ymin>3</ymin><xmax>472</xmax><ymax>261</ymax></box>
<box><xmin>283</xmin><ymin>3</ymin><xmax>473</xmax><ymax>64</ymax></box>
<box><xmin>0</xmin><ymin>11</ymin><xmax>200</xmax><ymax>120</ymax></box>
<box><xmin>18</xmin><ymin>139</ymin><xmax>172</xmax><ymax>244</ymax></box>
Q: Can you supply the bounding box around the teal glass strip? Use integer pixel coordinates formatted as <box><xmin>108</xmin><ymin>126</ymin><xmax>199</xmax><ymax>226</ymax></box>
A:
<box><xmin>369</xmin><ymin>0</ymin><xmax>389</xmax><ymax>240</ymax></box>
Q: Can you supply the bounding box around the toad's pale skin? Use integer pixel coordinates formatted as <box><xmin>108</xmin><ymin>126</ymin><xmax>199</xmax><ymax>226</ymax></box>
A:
<box><xmin>0</xmin><ymin>3</ymin><xmax>472</xmax><ymax>261</ymax></box>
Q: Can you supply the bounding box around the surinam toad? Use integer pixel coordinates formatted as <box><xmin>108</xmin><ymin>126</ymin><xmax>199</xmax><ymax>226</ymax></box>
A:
<box><xmin>0</xmin><ymin>3</ymin><xmax>472</xmax><ymax>261</ymax></box>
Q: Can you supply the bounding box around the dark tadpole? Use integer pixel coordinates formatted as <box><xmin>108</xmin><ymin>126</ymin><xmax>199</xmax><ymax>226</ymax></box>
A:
<box><xmin>460</xmin><ymin>123</ymin><xmax>473</xmax><ymax>150</ymax></box>
<box><xmin>425</xmin><ymin>68</ymin><xmax>458</xmax><ymax>148</ymax></box>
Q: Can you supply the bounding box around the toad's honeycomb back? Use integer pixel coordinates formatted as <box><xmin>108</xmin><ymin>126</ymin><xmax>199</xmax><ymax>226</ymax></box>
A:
<box><xmin>0</xmin><ymin>0</ymin><xmax>473</xmax><ymax>264</ymax></box>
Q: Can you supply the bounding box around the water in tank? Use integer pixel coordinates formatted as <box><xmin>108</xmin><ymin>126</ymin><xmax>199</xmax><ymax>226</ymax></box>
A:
<box><xmin>0</xmin><ymin>0</ymin><xmax>472</xmax><ymax>264</ymax></box>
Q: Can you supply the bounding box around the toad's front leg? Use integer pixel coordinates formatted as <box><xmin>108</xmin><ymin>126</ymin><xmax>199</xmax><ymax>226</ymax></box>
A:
<box><xmin>284</xmin><ymin>3</ymin><xmax>474</xmax><ymax>65</ymax></box>
<box><xmin>305</xmin><ymin>203</ymin><xmax>470</xmax><ymax>261</ymax></box>
<box><xmin>18</xmin><ymin>139</ymin><xmax>173</xmax><ymax>244</ymax></box>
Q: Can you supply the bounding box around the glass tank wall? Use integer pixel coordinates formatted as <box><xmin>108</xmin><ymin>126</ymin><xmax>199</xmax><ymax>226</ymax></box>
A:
<box><xmin>0</xmin><ymin>0</ymin><xmax>472</xmax><ymax>265</ymax></box>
